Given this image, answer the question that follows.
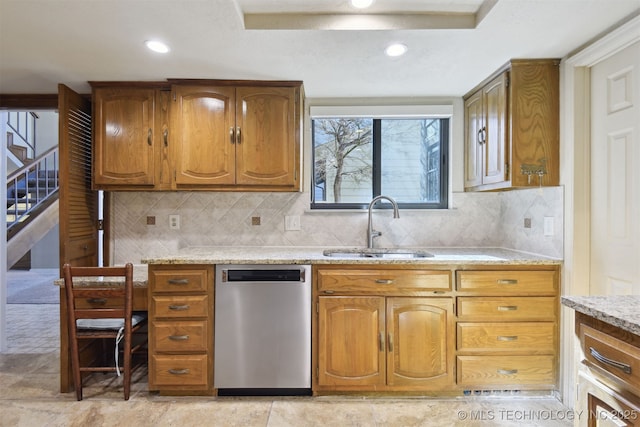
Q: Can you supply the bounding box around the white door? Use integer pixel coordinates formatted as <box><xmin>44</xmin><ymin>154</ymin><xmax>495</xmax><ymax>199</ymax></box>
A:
<box><xmin>590</xmin><ymin>41</ymin><xmax>640</xmax><ymax>295</ymax></box>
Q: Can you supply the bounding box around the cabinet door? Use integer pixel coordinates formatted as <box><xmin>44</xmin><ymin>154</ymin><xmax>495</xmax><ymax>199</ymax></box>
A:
<box><xmin>172</xmin><ymin>86</ymin><xmax>236</xmax><ymax>185</ymax></box>
<box><xmin>482</xmin><ymin>72</ymin><xmax>508</xmax><ymax>185</ymax></box>
<box><xmin>317</xmin><ymin>296</ymin><xmax>385</xmax><ymax>387</ymax></box>
<box><xmin>464</xmin><ymin>89</ymin><xmax>484</xmax><ymax>188</ymax></box>
<box><xmin>386</xmin><ymin>297</ymin><xmax>454</xmax><ymax>388</ymax></box>
<box><xmin>93</xmin><ymin>88</ymin><xmax>156</xmax><ymax>186</ymax></box>
<box><xmin>236</xmin><ymin>86</ymin><xmax>298</xmax><ymax>187</ymax></box>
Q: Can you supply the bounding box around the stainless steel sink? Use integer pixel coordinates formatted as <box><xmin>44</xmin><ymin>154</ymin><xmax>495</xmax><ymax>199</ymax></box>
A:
<box><xmin>322</xmin><ymin>248</ymin><xmax>434</xmax><ymax>259</ymax></box>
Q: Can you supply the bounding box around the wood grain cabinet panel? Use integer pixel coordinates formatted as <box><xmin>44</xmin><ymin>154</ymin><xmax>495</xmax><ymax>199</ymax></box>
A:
<box><xmin>148</xmin><ymin>265</ymin><xmax>214</xmax><ymax>394</ymax></box>
<box><xmin>91</xmin><ymin>80</ymin><xmax>302</xmax><ymax>191</ymax></box>
<box><xmin>454</xmin><ymin>267</ymin><xmax>559</xmax><ymax>391</ymax></box>
<box><xmin>464</xmin><ymin>59</ymin><xmax>560</xmax><ymax>191</ymax></box>
<box><xmin>457</xmin><ymin>355</ymin><xmax>556</xmax><ymax>387</ymax></box>
<box><xmin>172</xmin><ymin>84</ymin><xmax>301</xmax><ymax>191</ymax></box>
<box><xmin>314</xmin><ymin>266</ymin><xmax>455</xmax><ymax>393</ymax></box>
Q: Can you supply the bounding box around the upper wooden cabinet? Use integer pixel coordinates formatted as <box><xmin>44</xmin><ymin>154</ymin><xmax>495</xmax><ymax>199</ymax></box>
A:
<box><xmin>92</xmin><ymin>86</ymin><xmax>166</xmax><ymax>188</ymax></box>
<box><xmin>464</xmin><ymin>59</ymin><xmax>560</xmax><ymax>191</ymax></box>
<box><xmin>91</xmin><ymin>80</ymin><xmax>303</xmax><ymax>192</ymax></box>
<box><xmin>172</xmin><ymin>85</ymin><xmax>300</xmax><ymax>190</ymax></box>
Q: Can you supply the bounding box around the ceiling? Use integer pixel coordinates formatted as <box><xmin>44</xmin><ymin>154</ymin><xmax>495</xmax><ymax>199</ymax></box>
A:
<box><xmin>1</xmin><ymin>0</ymin><xmax>639</xmax><ymax>98</ymax></box>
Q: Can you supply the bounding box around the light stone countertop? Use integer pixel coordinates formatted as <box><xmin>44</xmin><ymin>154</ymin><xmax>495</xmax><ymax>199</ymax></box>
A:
<box><xmin>53</xmin><ymin>264</ymin><xmax>149</xmax><ymax>287</ymax></box>
<box><xmin>562</xmin><ymin>295</ymin><xmax>640</xmax><ymax>336</ymax></box>
<box><xmin>141</xmin><ymin>246</ymin><xmax>562</xmax><ymax>266</ymax></box>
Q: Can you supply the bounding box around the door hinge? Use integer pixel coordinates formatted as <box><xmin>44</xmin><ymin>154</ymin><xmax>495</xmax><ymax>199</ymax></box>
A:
<box><xmin>97</xmin><ymin>219</ymin><xmax>104</xmax><ymax>230</ymax></box>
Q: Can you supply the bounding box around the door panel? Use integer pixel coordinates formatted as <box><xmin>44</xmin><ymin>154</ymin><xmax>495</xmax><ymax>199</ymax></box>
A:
<box><xmin>173</xmin><ymin>86</ymin><xmax>235</xmax><ymax>185</ymax></box>
<box><xmin>590</xmin><ymin>41</ymin><xmax>640</xmax><ymax>295</ymax></box>
<box><xmin>317</xmin><ymin>296</ymin><xmax>385</xmax><ymax>386</ymax></box>
<box><xmin>58</xmin><ymin>84</ymin><xmax>97</xmax><ymax>269</ymax></box>
<box><xmin>482</xmin><ymin>72</ymin><xmax>508</xmax><ymax>185</ymax></box>
<box><xmin>386</xmin><ymin>297</ymin><xmax>453</xmax><ymax>387</ymax></box>
<box><xmin>236</xmin><ymin>87</ymin><xmax>296</xmax><ymax>186</ymax></box>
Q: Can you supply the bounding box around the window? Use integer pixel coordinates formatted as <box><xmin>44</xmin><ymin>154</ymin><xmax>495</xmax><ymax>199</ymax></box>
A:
<box><xmin>311</xmin><ymin>113</ymin><xmax>449</xmax><ymax>209</ymax></box>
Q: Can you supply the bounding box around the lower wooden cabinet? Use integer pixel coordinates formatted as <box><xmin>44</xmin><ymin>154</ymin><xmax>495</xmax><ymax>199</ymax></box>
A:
<box><xmin>455</xmin><ymin>268</ymin><xmax>559</xmax><ymax>391</ymax></box>
<box><xmin>314</xmin><ymin>265</ymin><xmax>560</xmax><ymax>394</ymax></box>
<box><xmin>315</xmin><ymin>268</ymin><xmax>454</xmax><ymax>392</ymax></box>
<box><xmin>148</xmin><ymin>265</ymin><xmax>214</xmax><ymax>394</ymax></box>
<box><xmin>316</xmin><ymin>294</ymin><xmax>455</xmax><ymax>392</ymax></box>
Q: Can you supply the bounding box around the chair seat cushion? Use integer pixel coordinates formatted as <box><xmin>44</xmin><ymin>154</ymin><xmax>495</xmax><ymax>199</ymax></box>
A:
<box><xmin>76</xmin><ymin>313</ymin><xmax>146</xmax><ymax>330</ymax></box>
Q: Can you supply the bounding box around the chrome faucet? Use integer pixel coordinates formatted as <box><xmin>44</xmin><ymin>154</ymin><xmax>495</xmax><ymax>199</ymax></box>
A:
<box><xmin>366</xmin><ymin>195</ymin><xmax>400</xmax><ymax>248</ymax></box>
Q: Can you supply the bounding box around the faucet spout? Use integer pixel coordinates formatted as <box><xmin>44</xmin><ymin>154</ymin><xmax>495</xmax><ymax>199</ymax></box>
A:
<box><xmin>366</xmin><ymin>195</ymin><xmax>400</xmax><ymax>249</ymax></box>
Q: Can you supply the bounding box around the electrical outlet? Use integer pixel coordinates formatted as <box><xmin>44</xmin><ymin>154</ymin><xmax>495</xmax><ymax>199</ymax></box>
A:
<box><xmin>285</xmin><ymin>215</ymin><xmax>301</xmax><ymax>231</ymax></box>
<box><xmin>524</xmin><ymin>218</ymin><xmax>532</xmax><ymax>229</ymax></box>
<box><xmin>169</xmin><ymin>214</ymin><xmax>180</xmax><ymax>230</ymax></box>
<box><xmin>544</xmin><ymin>217</ymin><xmax>554</xmax><ymax>236</ymax></box>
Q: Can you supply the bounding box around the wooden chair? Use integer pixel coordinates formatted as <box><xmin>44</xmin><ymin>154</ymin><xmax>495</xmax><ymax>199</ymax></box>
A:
<box><xmin>63</xmin><ymin>263</ymin><xmax>147</xmax><ymax>400</ymax></box>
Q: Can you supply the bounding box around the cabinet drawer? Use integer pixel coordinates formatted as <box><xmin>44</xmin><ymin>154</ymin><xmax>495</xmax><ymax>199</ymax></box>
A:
<box><xmin>457</xmin><ymin>297</ymin><xmax>556</xmax><ymax>320</ymax></box>
<box><xmin>73</xmin><ymin>287</ymin><xmax>148</xmax><ymax>310</ymax></box>
<box><xmin>152</xmin><ymin>295</ymin><xmax>209</xmax><ymax>318</ymax></box>
<box><xmin>150</xmin><ymin>354</ymin><xmax>209</xmax><ymax>387</ymax></box>
<box><xmin>151</xmin><ymin>269</ymin><xmax>208</xmax><ymax>293</ymax></box>
<box><xmin>457</xmin><ymin>322</ymin><xmax>556</xmax><ymax>353</ymax></box>
<box><xmin>581</xmin><ymin>324</ymin><xmax>640</xmax><ymax>393</ymax></box>
<box><xmin>457</xmin><ymin>270</ymin><xmax>556</xmax><ymax>295</ymax></box>
<box><xmin>317</xmin><ymin>269</ymin><xmax>451</xmax><ymax>294</ymax></box>
<box><xmin>457</xmin><ymin>355</ymin><xmax>555</xmax><ymax>387</ymax></box>
<box><xmin>152</xmin><ymin>320</ymin><xmax>208</xmax><ymax>352</ymax></box>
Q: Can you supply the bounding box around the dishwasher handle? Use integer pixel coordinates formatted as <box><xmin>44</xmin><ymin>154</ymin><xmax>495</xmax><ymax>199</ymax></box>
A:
<box><xmin>221</xmin><ymin>268</ymin><xmax>306</xmax><ymax>283</ymax></box>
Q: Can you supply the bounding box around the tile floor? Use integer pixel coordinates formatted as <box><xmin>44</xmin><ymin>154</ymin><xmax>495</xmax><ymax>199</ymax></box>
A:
<box><xmin>2</xmin><ymin>272</ymin><xmax>576</xmax><ymax>426</ymax></box>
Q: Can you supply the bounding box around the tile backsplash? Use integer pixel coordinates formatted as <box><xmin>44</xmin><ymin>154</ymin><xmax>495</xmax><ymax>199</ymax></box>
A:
<box><xmin>110</xmin><ymin>187</ymin><xmax>563</xmax><ymax>264</ymax></box>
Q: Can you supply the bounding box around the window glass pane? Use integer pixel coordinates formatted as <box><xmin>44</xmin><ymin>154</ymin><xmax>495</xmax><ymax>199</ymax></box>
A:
<box><xmin>313</xmin><ymin>118</ymin><xmax>373</xmax><ymax>204</ymax></box>
<box><xmin>381</xmin><ymin>119</ymin><xmax>441</xmax><ymax>203</ymax></box>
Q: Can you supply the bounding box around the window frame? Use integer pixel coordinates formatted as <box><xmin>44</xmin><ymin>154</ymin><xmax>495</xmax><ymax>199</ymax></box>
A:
<box><xmin>310</xmin><ymin>106</ymin><xmax>451</xmax><ymax>210</ymax></box>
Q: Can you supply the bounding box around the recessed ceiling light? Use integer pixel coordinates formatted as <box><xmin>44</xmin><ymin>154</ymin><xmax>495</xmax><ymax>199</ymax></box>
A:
<box><xmin>351</xmin><ymin>0</ymin><xmax>374</xmax><ymax>9</ymax></box>
<box><xmin>145</xmin><ymin>40</ymin><xmax>170</xmax><ymax>54</ymax></box>
<box><xmin>385</xmin><ymin>43</ymin><xmax>407</xmax><ymax>57</ymax></box>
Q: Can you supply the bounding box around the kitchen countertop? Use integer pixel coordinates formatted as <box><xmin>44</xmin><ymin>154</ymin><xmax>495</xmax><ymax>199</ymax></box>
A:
<box><xmin>141</xmin><ymin>246</ymin><xmax>562</xmax><ymax>265</ymax></box>
<box><xmin>53</xmin><ymin>264</ymin><xmax>149</xmax><ymax>287</ymax></box>
<box><xmin>562</xmin><ymin>295</ymin><xmax>640</xmax><ymax>336</ymax></box>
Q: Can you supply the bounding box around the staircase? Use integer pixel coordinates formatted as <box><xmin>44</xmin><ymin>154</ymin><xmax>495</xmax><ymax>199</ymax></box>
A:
<box><xmin>4</xmin><ymin>110</ymin><xmax>61</xmax><ymax>269</ymax></box>
<box><xmin>6</xmin><ymin>147</ymin><xmax>59</xmax><ymax>240</ymax></box>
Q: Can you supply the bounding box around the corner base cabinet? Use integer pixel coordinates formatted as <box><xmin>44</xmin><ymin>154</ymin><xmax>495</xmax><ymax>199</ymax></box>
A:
<box><xmin>148</xmin><ymin>265</ymin><xmax>214</xmax><ymax>394</ymax></box>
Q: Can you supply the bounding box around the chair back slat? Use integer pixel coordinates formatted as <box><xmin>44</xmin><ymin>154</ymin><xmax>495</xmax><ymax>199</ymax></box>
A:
<box><xmin>74</xmin><ymin>309</ymin><xmax>126</xmax><ymax>319</ymax></box>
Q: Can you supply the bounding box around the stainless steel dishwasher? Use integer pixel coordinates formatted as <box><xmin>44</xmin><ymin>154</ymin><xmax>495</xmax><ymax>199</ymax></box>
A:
<box><xmin>214</xmin><ymin>264</ymin><xmax>311</xmax><ymax>395</ymax></box>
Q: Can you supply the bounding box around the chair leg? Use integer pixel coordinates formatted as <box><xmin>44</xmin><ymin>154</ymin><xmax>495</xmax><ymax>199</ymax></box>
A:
<box><xmin>69</xmin><ymin>336</ymin><xmax>83</xmax><ymax>401</ymax></box>
<box><xmin>123</xmin><ymin>337</ymin><xmax>131</xmax><ymax>400</ymax></box>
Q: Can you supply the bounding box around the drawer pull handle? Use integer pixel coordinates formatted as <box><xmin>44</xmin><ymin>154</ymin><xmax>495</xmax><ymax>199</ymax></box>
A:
<box><xmin>497</xmin><ymin>306</ymin><xmax>518</xmax><ymax>311</ymax></box>
<box><xmin>87</xmin><ymin>298</ymin><xmax>107</xmax><ymax>305</ymax></box>
<box><xmin>589</xmin><ymin>347</ymin><xmax>632</xmax><ymax>374</ymax></box>
<box><xmin>388</xmin><ymin>333</ymin><xmax>393</xmax><ymax>352</ymax></box>
<box><xmin>497</xmin><ymin>279</ymin><xmax>518</xmax><ymax>285</ymax></box>
<box><xmin>375</xmin><ymin>279</ymin><xmax>394</xmax><ymax>285</ymax></box>
<box><xmin>168</xmin><ymin>304</ymin><xmax>190</xmax><ymax>311</ymax></box>
<box><xmin>497</xmin><ymin>335</ymin><xmax>518</xmax><ymax>341</ymax></box>
<box><xmin>379</xmin><ymin>332</ymin><xmax>385</xmax><ymax>352</ymax></box>
<box><xmin>168</xmin><ymin>279</ymin><xmax>189</xmax><ymax>285</ymax></box>
<box><xmin>168</xmin><ymin>335</ymin><xmax>189</xmax><ymax>341</ymax></box>
<box><xmin>168</xmin><ymin>369</ymin><xmax>190</xmax><ymax>375</ymax></box>
<box><xmin>497</xmin><ymin>369</ymin><xmax>518</xmax><ymax>375</ymax></box>
<box><xmin>323</xmin><ymin>290</ymin><xmax>335</xmax><ymax>294</ymax></box>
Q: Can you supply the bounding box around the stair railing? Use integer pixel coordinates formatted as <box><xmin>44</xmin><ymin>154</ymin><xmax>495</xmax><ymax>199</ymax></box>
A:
<box><xmin>7</xmin><ymin>146</ymin><xmax>59</xmax><ymax>231</ymax></box>
<box><xmin>6</xmin><ymin>111</ymin><xmax>37</xmax><ymax>160</ymax></box>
